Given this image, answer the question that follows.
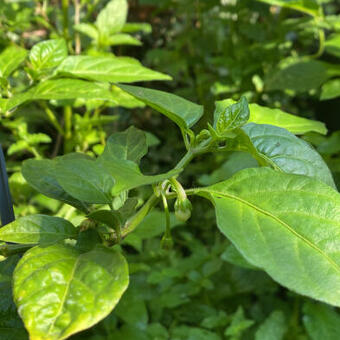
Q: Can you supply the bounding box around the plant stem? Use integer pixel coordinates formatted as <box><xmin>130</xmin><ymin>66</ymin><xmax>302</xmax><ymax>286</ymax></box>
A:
<box><xmin>74</xmin><ymin>0</ymin><xmax>81</xmax><ymax>54</ymax></box>
<box><xmin>63</xmin><ymin>106</ymin><xmax>72</xmax><ymax>153</ymax></box>
<box><xmin>314</xmin><ymin>27</ymin><xmax>325</xmax><ymax>58</ymax></box>
<box><xmin>0</xmin><ymin>243</ymin><xmax>33</xmax><ymax>257</ymax></box>
<box><xmin>121</xmin><ymin>194</ymin><xmax>159</xmax><ymax>238</ymax></box>
<box><xmin>174</xmin><ymin>150</ymin><xmax>194</xmax><ymax>170</ymax></box>
<box><xmin>42</xmin><ymin>104</ymin><xmax>64</xmax><ymax>135</ymax></box>
<box><xmin>61</xmin><ymin>0</ymin><xmax>69</xmax><ymax>41</ymax></box>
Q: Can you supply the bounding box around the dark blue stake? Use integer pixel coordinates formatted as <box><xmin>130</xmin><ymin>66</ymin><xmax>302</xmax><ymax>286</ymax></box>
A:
<box><xmin>0</xmin><ymin>144</ymin><xmax>15</xmax><ymax>226</ymax></box>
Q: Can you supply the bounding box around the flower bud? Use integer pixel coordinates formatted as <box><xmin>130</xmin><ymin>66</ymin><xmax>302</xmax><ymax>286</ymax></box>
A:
<box><xmin>174</xmin><ymin>198</ymin><xmax>192</xmax><ymax>222</ymax></box>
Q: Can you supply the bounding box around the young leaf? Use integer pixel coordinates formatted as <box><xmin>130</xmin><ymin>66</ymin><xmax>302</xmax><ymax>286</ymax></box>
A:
<box><xmin>0</xmin><ymin>215</ymin><xmax>77</xmax><ymax>245</ymax></box>
<box><xmin>0</xmin><ymin>45</ymin><xmax>27</xmax><ymax>79</ymax></box>
<box><xmin>240</xmin><ymin>123</ymin><xmax>336</xmax><ymax>188</ymax></box>
<box><xmin>196</xmin><ymin>167</ymin><xmax>340</xmax><ymax>307</ymax></box>
<box><xmin>102</xmin><ymin>126</ymin><xmax>147</xmax><ymax>164</ymax></box>
<box><xmin>29</xmin><ymin>39</ymin><xmax>67</xmax><ymax>72</ymax></box>
<box><xmin>56</xmin><ymin>56</ymin><xmax>171</xmax><ymax>83</ymax></box>
<box><xmin>96</xmin><ymin>0</ymin><xmax>128</xmax><ymax>36</ymax></box>
<box><xmin>22</xmin><ymin>159</ymin><xmax>89</xmax><ymax>213</ymax></box>
<box><xmin>55</xmin><ymin>158</ymin><xmax>115</xmax><ymax>204</ymax></box>
<box><xmin>303</xmin><ymin>302</ymin><xmax>340</xmax><ymax>340</ymax></box>
<box><xmin>13</xmin><ymin>244</ymin><xmax>129</xmax><ymax>340</ymax></box>
<box><xmin>224</xmin><ymin>306</ymin><xmax>254</xmax><ymax>338</ymax></box>
<box><xmin>214</xmin><ymin>96</ymin><xmax>249</xmax><ymax>135</ymax></box>
<box><xmin>320</xmin><ymin>79</ymin><xmax>340</xmax><ymax>101</ymax></box>
<box><xmin>98</xmin><ymin>128</ymin><xmax>180</xmax><ymax>194</ymax></box>
<box><xmin>255</xmin><ymin>311</ymin><xmax>286</xmax><ymax>340</ymax></box>
<box><xmin>214</xmin><ymin>99</ymin><xmax>327</xmax><ymax>135</ymax></box>
<box><xmin>106</xmin><ymin>33</ymin><xmax>142</xmax><ymax>46</ymax></box>
<box><xmin>117</xmin><ymin>84</ymin><xmax>203</xmax><ymax>129</ymax></box>
<box><xmin>74</xmin><ymin>23</ymin><xmax>99</xmax><ymax>40</ymax></box>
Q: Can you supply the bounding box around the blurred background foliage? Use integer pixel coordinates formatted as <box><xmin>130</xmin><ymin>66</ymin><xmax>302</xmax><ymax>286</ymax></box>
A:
<box><xmin>1</xmin><ymin>0</ymin><xmax>340</xmax><ymax>339</ymax></box>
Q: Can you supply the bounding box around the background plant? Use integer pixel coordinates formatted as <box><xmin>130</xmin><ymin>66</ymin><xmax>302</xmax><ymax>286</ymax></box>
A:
<box><xmin>0</xmin><ymin>1</ymin><xmax>340</xmax><ymax>340</ymax></box>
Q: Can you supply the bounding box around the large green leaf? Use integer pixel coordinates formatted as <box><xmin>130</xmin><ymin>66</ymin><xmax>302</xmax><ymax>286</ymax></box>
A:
<box><xmin>56</xmin><ymin>56</ymin><xmax>171</xmax><ymax>83</ymax></box>
<box><xmin>265</xmin><ymin>58</ymin><xmax>340</xmax><ymax>92</ymax></box>
<box><xmin>257</xmin><ymin>0</ymin><xmax>321</xmax><ymax>17</ymax></box>
<box><xmin>102</xmin><ymin>126</ymin><xmax>147</xmax><ymax>163</ymax></box>
<box><xmin>13</xmin><ymin>244</ymin><xmax>129</xmax><ymax>340</ymax></box>
<box><xmin>196</xmin><ymin>167</ymin><xmax>340</xmax><ymax>306</ymax></box>
<box><xmin>118</xmin><ymin>84</ymin><xmax>203</xmax><ymax>129</ymax></box>
<box><xmin>255</xmin><ymin>311</ymin><xmax>286</xmax><ymax>340</ymax></box>
<box><xmin>97</xmin><ymin>130</ymin><xmax>180</xmax><ymax>194</ymax></box>
<box><xmin>303</xmin><ymin>302</ymin><xmax>340</xmax><ymax>340</ymax></box>
<box><xmin>215</xmin><ymin>99</ymin><xmax>326</xmax><ymax>135</ymax></box>
<box><xmin>248</xmin><ymin>103</ymin><xmax>327</xmax><ymax>135</ymax></box>
<box><xmin>0</xmin><ymin>45</ymin><xmax>27</xmax><ymax>79</ymax></box>
<box><xmin>240</xmin><ymin>123</ymin><xmax>335</xmax><ymax>188</ymax></box>
<box><xmin>95</xmin><ymin>0</ymin><xmax>128</xmax><ymax>36</ymax></box>
<box><xmin>29</xmin><ymin>39</ymin><xmax>67</xmax><ymax>71</ymax></box>
<box><xmin>0</xmin><ymin>215</ymin><xmax>77</xmax><ymax>245</ymax></box>
<box><xmin>0</xmin><ymin>256</ymin><xmax>27</xmax><ymax>340</ymax></box>
<box><xmin>2</xmin><ymin>79</ymin><xmax>119</xmax><ymax>112</ymax></box>
<box><xmin>320</xmin><ymin>79</ymin><xmax>340</xmax><ymax>101</ymax></box>
<box><xmin>22</xmin><ymin>159</ymin><xmax>88</xmax><ymax>213</ymax></box>
<box><xmin>55</xmin><ymin>158</ymin><xmax>115</xmax><ymax>204</ymax></box>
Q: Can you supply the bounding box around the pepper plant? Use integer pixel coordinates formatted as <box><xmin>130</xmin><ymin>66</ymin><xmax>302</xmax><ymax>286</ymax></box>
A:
<box><xmin>0</xmin><ymin>81</ymin><xmax>339</xmax><ymax>339</ymax></box>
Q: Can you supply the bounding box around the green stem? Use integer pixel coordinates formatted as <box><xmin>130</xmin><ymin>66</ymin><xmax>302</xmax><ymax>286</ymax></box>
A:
<box><xmin>110</xmin><ymin>203</ymin><xmax>121</xmax><ymax>243</ymax></box>
<box><xmin>314</xmin><ymin>28</ymin><xmax>325</xmax><ymax>58</ymax></box>
<box><xmin>170</xmin><ymin>177</ymin><xmax>187</xmax><ymax>200</ymax></box>
<box><xmin>63</xmin><ymin>106</ymin><xmax>72</xmax><ymax>153</ymax></box>
<box><xmin>121</xmin><ymin>194</ymin><xmax>159</xmax><ymax>238</ymax></box>
<box><xmin>0</xmin><ymin>243</ymin><xmax>33</xmax><ymax>257</ymax></box>
<box><xmin>174</xmin><ymin>150</ymin><xmax>194</xmax><ymax>170</ymax></box>
<box><xmin>61</xmin><ymin>0</ymin><xmax>69</xmax><ymax>41</ymax></box>
<box><xmin>42</xmin><ymin>104</ymin><xmax>64</xmax><ymax>135</ymax></box>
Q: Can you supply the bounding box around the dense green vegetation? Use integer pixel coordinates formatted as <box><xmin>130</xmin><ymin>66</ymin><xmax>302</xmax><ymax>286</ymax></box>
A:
<box><xmin>0</xmin><ymin>0</ymin><xmax>340</xmax><ymax>339</ymax></box>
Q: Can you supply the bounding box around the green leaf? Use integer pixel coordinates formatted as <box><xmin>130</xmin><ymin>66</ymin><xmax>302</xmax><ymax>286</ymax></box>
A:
<box><xmin>325</xmin><ymin>34</ymin><xmax>340</xmax><ymax>58</ymax></box>
<box><xmin>303</xmin><ymin>302</ymin><xmax>340</xmax><ymax>340</ymax></box>
<box><xmin>106</xmin><ymin>33</ymin><xmax>142</xmax><ymax>46</ymax></box>
<box><xmin>88</xmin><ymin>210</ymin><xmax>120</xmax><ymax>228</ymax></box>
<box><xmin>215</xmin><ymin>99</ymin><xmax>327</xmax><ymax>135</ymax></box>
<box><xmin>255</xmin><ymin>311</ymin><xmax>286</xmax><ymax>340</ymax></box>
<box><xmin>13</xmin><ymin>244</ymin><xmax>129</xmax><ymax>340</ymax></box>
<box><xmin>221</xmin><ymin>244</ymin><xmax>258</xmax><ymax>270</ymax></box>
<box><xmin>29</xmin><ymin>39</ymin><xmax>67</xmax><ymax>72</ymax></box>
<box><xmin>248</xmin><ymin>103</ymin><xmax>327</xmax><ymax>135</ymax></box>
<box><xmin>214</xmin><ymin>96</ymin><xmax>249</xmax><ymax>135</ymax></box>
<box><xmin>74</xmin><ymin>23</ymin><xmax>99</xmax><ymax>40</ymax></box>
<box><xmin>265</xmin><ymin>58</ymin><xmax>339</xmax><ymax>92</ymax></box>
<box><xmin>257</xmin><ymin>0</ymin><xmax>321</xmax><ymax>17</ymax></box>
<box><xmin>55</xmin><ymin>158</ymin><xmax>115</xmax><ymax>204</ymax></box>
<box><xmin>241</xmin><ymin>123</ymin><xmax>335</xmax><ymax>188</ymax></box>
<box><xmin>22</xmin><ymin>159</ymin><xmax>89</xmax><ymax>213</ymax></box>
<box><xmin>98</xmin><ymin>129</ymin><xmax>180</xmax><ymax>194</ymax></box>
<box><xmin>56</xmin><ymin>56</ymin><xmax>171</xmax><ymax>83</ymax></box>
<box><xmin>102</xmin><ymin>126</ymin><xmax>147</xmax><ymax>164</ymax></box>
<box><xmin>0</xmin><ymin>215</ymin><xmax>77</xmax><ymax>245</ymax></box>
<box><xmin>122</xmin><ymin>22</ymin><xmax>152</xmax><ymax>34</ymax></box>
<box><xmin>0</xmin><ymin>256</ymin><xmax>27</xmax><ymax>340</ymax></box>
<box><xmin>0</xmin><ymin>45</ymin><xmax>27</xmax><ymax>78</ymax></box>
<box><xmin>320</xmin><ymin>79</ymin><xmax>340</xmax><ymax>101</ymax></box>
<box><xmin>224</xmin><ymin>306</ymin><xmax>254</xmax><ymax>338</ymax></box>
<box><xmin>118</xmin><ymin>84</ymin><xmax>203</xmax><ymax>129</ymax></box>
<box><xmin>2</xmin><ymin>79</ymin><xmax>119</xmax><ymax>112</ymax></box>
<box><xmin>196</xmin><ymin>167</ymin><xmax>340</xmax><ymax>307</ymax></box>
<box><xmin>96</xmin><ymin>0</ymin><xmax>128</xmax><ymax>36</ymax></box>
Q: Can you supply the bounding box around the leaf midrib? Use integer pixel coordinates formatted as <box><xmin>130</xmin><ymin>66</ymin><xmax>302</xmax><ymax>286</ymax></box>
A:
<box><xmin>200</xmin><ymin>188</ymin><xmax>340</xmax><ymax>275</ymax></box>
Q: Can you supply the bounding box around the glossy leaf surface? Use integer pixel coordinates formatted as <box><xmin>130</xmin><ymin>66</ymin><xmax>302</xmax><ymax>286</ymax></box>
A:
<box><xmin>118</xmin><ymin>84</ymin><xmax>203</xmax><ymax>129</ymax></box>
<box><xmin>96</xmin><ymin>0</ymin><xmax>128</xmax><ymax>35</ymax></box>
<box><xmin>22</xmin><ymin>159</ymin><xmax>88</xmax><ymax>213</ymax></box>
<box><xmin>241</xmin><ymin>123</ymin><xmax>335</xmax><ymax>188</ymax></box>
<box><xmin>197</xmin><ymin>167</ymin><xmax>340</xmax><ymax>307</ymax></box>
<box><xmin>0</xmin><ymin>215</ymin><xmax>77</xmax><ymax>245</ymax></box>
<box><xmin>320</xmin><ymin>79</ymin><xmax>340</xmax><ymax>101</ymax></box>
<box><xmin>56</xmin><ymin>56</ymin><xmax>171</xmax><ymax>83</ymax></box>
<box><xmin>55</xmin><ymin>158</ymin><xmax>115</xmax><ymax>204</ymax></box>
<box><xmin>29</xmin><ymin>39</ymin><xmax>67</xmax><ymax>71</ymax></box>
<box><xmin>0</xmin><ymin>46</ymin><xmax>27</xmax><ymax>78</ymax></box>
<box><xmin>13</xmin><ymin>244</ymin><xmax>129</xmax><ymax>340</ymax></box>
